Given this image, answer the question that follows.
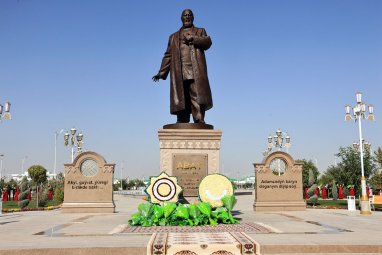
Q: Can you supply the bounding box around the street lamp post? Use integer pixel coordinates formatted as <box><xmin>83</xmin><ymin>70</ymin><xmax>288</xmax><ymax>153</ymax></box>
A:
<box><xmin>21</xmin><ymin>156</ymin><xmax>28</xmax><ymax>175</ymax></box>
<box><xmin>121</xmin><ymin>161</ymin><xmax>124</xmax><ymax>190</ymax></box>
<box><xmin>64</xmin><ymin>127</ymin><xmax>84</xmax><ymax>163</ymax></box>
<box><xmin>0</xmin><ymin>154</ymin><xmax>4</xmax><ymax>179</ymax></box>
<box><xmin>267</xmin><ymin>128</ymin><xmax>291</xmax><ymax>153</ymax></box>
<box><xmin>54</xmin><ymin>129</ymin><xmax>64</xmax><ymax>176</ymax></box>
<box><xmin>345</xmin><ymin>91</ymin><xmax>375</xmax><ymax>215</ymax></box>
<box><xmin>0</xmin><ymin>101</ymin><xmax>11</xmax><ymax>121</ymax></box>
<box><xmin>265</xmin><ymin>129</ymin><xmax>292</xmax><ymax>176</ymax></box>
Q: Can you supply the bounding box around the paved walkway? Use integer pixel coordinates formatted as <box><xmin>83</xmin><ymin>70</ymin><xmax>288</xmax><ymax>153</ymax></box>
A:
<box><xmin>1</xmin><ymin>192</ymin><xmax>382</xmax><ymax>255</ymax></box>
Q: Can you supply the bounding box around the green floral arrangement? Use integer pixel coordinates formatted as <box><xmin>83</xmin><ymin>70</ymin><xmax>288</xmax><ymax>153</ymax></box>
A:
<box><xmin>128</xmin><ymin>195</ymin><xmax>238</xmax><ymax>227</ymax></box>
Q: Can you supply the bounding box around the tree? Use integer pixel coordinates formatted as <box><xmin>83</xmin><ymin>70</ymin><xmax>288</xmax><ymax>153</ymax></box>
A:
<box><xmin>38</xmin><ymin>188</ymin><xmax>49</xmax><ymax>207</ymax></box>
<box><xmin>319</xmin><ymin>165</ymin><xmax>341</xmax><ymax>187</ymax></box>
<box><xmin>52</xmin><ymin>172</ymin><xmax>65</xmax><ymax>203</ymax></box>
<box><xmin>320</xmin><ymin>146</ymin><xmax>377</xmax><ymax>197</ymax></box>
<box><xmin>332</xmin><ymin>180</ymin><xmax>338</xmax><ymax>200</ymax></box>
<box><xmin>50</xmin><ymin>172</ymin><xmax>64</xmax><ymax>190</ymax></box>
<box><xmin>318</xmin><ymin>172</ymin><xmax>334</xmax><ymax>187</ymax></box>
<box><xmin>296</xmin><ymin>159</ymin><xmax>319</xmax><ymax>188</ymax></box>
<box><xmin>54</xmin><ymin>188</ymin><xmax>64</xmax><ymax>203</ymax></box>
<box><xmin>122</xmin><ymin>179</ymin><xmax>128</xmax><ymax>190</ymax></box>
<box><xmin>0</xmin><ymin>178</ymin><xmax>4</xmax><ymax>191</ymax></box>
<box><xmin>126</xmin><ymin>179</ymin><xmax>145</xmax><ymax>190</ymax></box>
<box><xmin>308</xmin><ymin>169</ymin><xmax>315</xmax><ymax>187</ymax></box>
<box><xmin>370</xmin><ymin>173</ymin><xmax>382</xmax><ymax>191</ymax></box>
<box><xmin>374</xmin><ymin>147</ymin><xmax>382</xmax><ymax>170</ymax></box>
<box><xmin>28</xmin><ymin>165</ymin><xmax>47</xmax><ymax>185</ymax></box>
<box><xmin>56</xmin><ymin>172</ymin><xmax>65</xmax><ymax>185</ymax></box>
<box><xmin>1</xmin><ymin>179</ymin><xmax>17</xmax><ymax>191</ymax></box>
<box><xmin>370</xmin><ymin>147</ymin><xmax>382</xmax><ymax>191</ymax></box>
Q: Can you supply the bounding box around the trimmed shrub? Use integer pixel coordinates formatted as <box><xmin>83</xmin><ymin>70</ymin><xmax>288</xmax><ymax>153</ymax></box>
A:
<box><xmin>308</xmin><ymin>169</ymin><xmax>315</xmax><ymax>187</ymax></box>
<box><xmin>54</xmin><ymin>188</ymin><xmax>64</xmax><ymax>203</ymax></box>
<box><xmin>18</xmin><ymin>177</ymin><xmax>30</xmax><ymax>209</ymax></box>
<box><xmin>18</xmin><ymin>199</ymin><xmax>30</xmax><ymax>208</ymax></box>
<box><xmin>38</xmin><ymin>188</ymin><xmax>49</xmax><ymax>207</ymax></box>
<box><xmin>332</xmin><ymin>181</ymin><xmax>338</xmax><ymax>200</ymax></box>
<box><xmin>307</xmin><ymin>184</ymin><xmax>318</xmax><ymax>205</ymax></box>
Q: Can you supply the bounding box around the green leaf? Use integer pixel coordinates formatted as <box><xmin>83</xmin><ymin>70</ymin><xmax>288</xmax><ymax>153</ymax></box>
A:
<box><xmin>128</xmin><ymin>212</ymin><xmax>142</xmax><ymax>226</ymax></box>
<box><xmin>153</xmin><ymin>204</ymin><xmax>164</xmax><ymax>219</ymax></box>
<box><xmin>182</xmin><ymin>219</ymin><xmax>190</xmax><ymax>226</ymax></box>
<box><xmin>168</xmin><ymin>214</ymin><xmax>178</xmax><ymax>226</ymax></box>
<box><xmin>174</xmin><ymin>205</ymin><xmax>189</xmax><ymax>219</ymax></box>
<box><xmin>209</xmin><ymin>217</ymin><xmax>217</xmax><ymax>225</ymax></box>
<box><xmin>163</xmin><ymin>202</ymin><xmax>177</xmax><ymax>218</ymax></box>
<box><xmin>159</xmin><ymin>218</ymin><xmax>166</xmax><ymax>226</ymax></box>
<box><xmin>219</xmin><ymin>211</ymin><xmax>230</xmax><ymax>223</ymax></box>
<box><xmin>221</xmin><ymin>195</ymin><xmax>237</xmax><ymax>212</ymax></box>
<box><xmin>138</xmin><ymin>203</ymin><xmax>153</xmax><ymax>218</ymax></box>
<box><xmin>141</xmin><ymin>218</ymin><xmax>154</xmax><ymax>227</ymax></box>
<box><xmin>229</xmin><ymin>214</ymin><xmax>239</xmax><ymax>224</ymax></box>
<box><xmin>211</xmin><ymin>207</ymin><xmax>226</xmax><ymax>218</ymax></box>
<box><xmin>189</xmin><ymin>204</ymin><xmax>200</xmax><ymax>219</ymax></box>
<box><xmin>198</xmin><ymin>202</ymin><xmax>212</xmax><ymax>217</ymax></box>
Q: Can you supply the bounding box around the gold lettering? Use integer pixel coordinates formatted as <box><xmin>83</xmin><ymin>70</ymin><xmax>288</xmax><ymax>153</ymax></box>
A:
<box><xmin>176</xmin><ymin>161</ymin><xmax>203</xmax><ymax>170</ymax></box>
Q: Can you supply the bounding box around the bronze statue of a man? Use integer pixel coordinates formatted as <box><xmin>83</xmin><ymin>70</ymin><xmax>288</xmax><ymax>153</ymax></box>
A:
<box><xmin>153</xmin><ymin>9</ymin><xmax>213</xmax><ymax>124</ymax></box>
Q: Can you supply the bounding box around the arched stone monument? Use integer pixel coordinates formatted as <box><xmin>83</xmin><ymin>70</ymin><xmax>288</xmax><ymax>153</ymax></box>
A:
<box><xmin>253</xmin><ymin>151</ymin><xmax>305</xmax><ymax>211</ymax></box>
<box><xmin>62</xmin><ymin>151</ymin><xmax>115</xmax><ymax>213</ymax></box>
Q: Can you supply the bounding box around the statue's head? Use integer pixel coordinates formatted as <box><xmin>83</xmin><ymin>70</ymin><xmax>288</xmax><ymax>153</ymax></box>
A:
<box><xmin>181</xmin><ymin>9</ymin><xmax>194</xmax><ymax>28</ymax></box>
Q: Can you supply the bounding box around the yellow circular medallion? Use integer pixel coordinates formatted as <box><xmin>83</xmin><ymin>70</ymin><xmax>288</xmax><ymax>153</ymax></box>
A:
<box><xmin>199</xmin><ymin>174</ymin><xmax>234</xmax><ymax>207</ymax></box>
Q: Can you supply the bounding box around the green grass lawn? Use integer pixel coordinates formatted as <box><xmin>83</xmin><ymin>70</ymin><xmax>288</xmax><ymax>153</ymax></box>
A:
<box><xmin>308</xmin><ymin>198</ymin><xmax>382</xmax><ymax>210</ymax></box>
<box><xmin>2</xmin><ymin>199</ymin><xmax>62</xmax><ymax>210</ymax></box>
<box><xmin>316</xmin><ymin>199</ymin><xmax>355</xmax><ymax>208</ymax></box>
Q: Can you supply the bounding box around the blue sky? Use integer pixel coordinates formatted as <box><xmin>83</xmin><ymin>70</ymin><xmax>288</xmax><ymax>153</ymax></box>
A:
<box><xmin>1</xmin><ymin>0</ymin><xmax>381</xmax><ymax>179</ymax></box>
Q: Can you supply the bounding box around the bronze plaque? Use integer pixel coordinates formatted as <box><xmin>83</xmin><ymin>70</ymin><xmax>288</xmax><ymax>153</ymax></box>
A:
<box><xmin>172</xmin><ymin>154</ymin><xmax>208</xmax><ymax>197</ymax></box>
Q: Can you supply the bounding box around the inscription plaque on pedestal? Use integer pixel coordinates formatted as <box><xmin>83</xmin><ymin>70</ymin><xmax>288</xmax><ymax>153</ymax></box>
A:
<box><xmin>172</xmin><ymin>154</ymin><xmax>208</xmax><ymax>197</ymax></box>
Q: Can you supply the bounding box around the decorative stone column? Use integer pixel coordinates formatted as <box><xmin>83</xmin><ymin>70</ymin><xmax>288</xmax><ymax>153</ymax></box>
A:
<box><xmin>62</xmin><ymin>151</ymin><xmax>115</xmax><ymax>213</ymax></box>
<box><xmin>158</xmin><ymin>129</ymin><xmax>222</xmax><ymax>197</ymax></box>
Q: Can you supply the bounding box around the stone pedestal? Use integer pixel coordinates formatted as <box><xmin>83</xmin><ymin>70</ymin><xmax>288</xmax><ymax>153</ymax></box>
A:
<box><xmin>253</xmin><ymin>151</ymin><xmax>306</xmax><ymax>211</ymax></box>
<box><xmin>62</xmin><ymin>151</ymin><xmax>115</xmax><ymax>213</ymax></box>
<box><xmin>158</xmin><ymin>128</ymin><xmax>222</xmax><ymax>197</ymax></box>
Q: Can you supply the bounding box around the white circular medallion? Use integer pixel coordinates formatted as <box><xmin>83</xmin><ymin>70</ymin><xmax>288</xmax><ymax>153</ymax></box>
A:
<box><xmin>152</xmin><ymin>178</ymin><xmax>176</xmax><ymax>201</ymax></box>
<box><xmin>270</xmin><ymin>158</ymin><xmax>287</xmax><ymax>176</ymax></box>
<box><xmin>80</xmin><ymin>159</ymin><xmax>99</xmax><ymax>177</ymax></box>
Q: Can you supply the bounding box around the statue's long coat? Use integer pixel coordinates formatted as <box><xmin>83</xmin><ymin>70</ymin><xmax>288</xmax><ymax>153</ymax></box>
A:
<box><xmin>157</xmin><ymin>26</ymin><xmax>213</xmax><ymax>114</ymax></box>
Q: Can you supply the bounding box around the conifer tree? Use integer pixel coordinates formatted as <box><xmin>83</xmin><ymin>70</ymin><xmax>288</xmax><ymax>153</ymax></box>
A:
<box><xmin>332</xmin><ymin>180</ymin><xmax>338</xmax><ymax>200</ymax></box>
<box><xmin>18</xmin><ymin>176</ymin><xmax>30</xmax><ymax>208</ymax></box>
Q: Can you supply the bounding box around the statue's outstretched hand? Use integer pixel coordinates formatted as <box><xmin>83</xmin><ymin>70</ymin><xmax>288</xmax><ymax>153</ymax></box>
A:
<box><xmin>152</xmin><ymin>74</ymin><xmax>160</xmax><ymax>82</ymax></box>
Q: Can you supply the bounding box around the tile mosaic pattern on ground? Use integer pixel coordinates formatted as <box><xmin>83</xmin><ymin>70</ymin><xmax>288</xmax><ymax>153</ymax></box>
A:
<box><xmin>121</xmin><ymin>222</ymin><xmax>272</xmax><ymax>234</ymax></box>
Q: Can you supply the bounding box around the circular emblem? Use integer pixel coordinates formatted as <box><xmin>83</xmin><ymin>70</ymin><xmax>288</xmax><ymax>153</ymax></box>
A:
<box><xmin>199</xmin><ymin>174</ymin><xmax>234</xmax><ymax>207</ymax></box>
<box><xmin>145</xmin><ymin>172</ymin><xmax>183</xmax><ymax>205</ymax></box>
<box><xmin>152</xmin><ymin>178</ymin><xmax>177</xmax><ymax>201</ymax></box>
<box><xmin>80</xmin><ymin>159</ymin><xmax>99</xmax><ymax>177</ymax></box>
<box><xmin>270</xmin><ymin>158</ymin><xmax>287</xmax><ymax>176</ymax></box>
